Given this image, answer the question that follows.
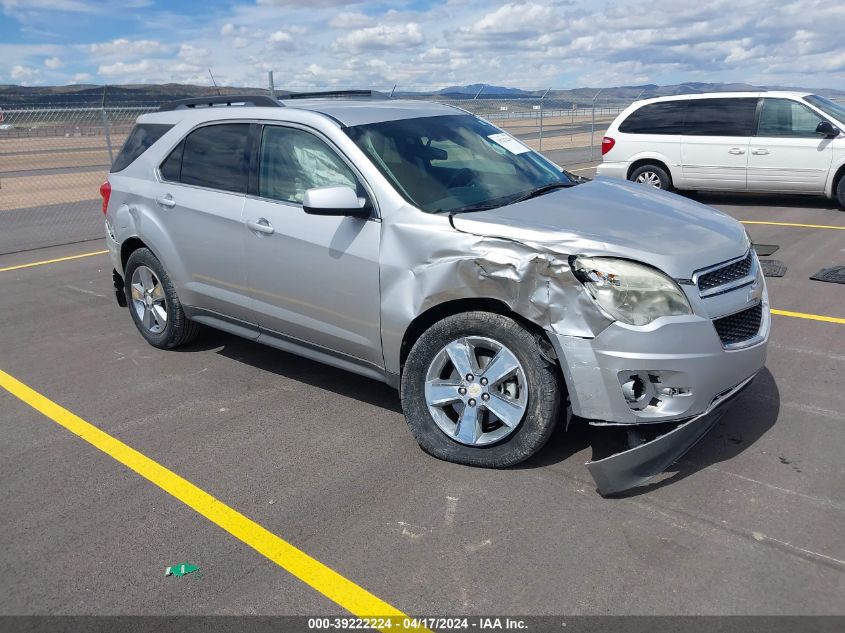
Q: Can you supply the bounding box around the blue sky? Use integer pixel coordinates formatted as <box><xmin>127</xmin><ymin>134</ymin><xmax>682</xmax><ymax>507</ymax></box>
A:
<box><xmin>1</xmin><ymin>0</ymin><xmax>843</xmax><ymax>89</ymax></box>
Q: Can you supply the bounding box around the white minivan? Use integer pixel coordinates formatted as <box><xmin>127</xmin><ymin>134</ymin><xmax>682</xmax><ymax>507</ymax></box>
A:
<box><xmin>597</xmin><ymin>92</ymin><xmax>845</xmax><ymax>207</ymax></box>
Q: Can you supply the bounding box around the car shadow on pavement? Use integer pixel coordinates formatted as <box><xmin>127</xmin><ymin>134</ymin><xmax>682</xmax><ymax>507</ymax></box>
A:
<box><xmin>176</xmin><ymin>330</ymin><xmax>404</xmax><ymax>414</ymax></box>
<box><xmin>684</xmin><ymin>191</ymin><xmax>841</xmax><ymax>211</ymax></box>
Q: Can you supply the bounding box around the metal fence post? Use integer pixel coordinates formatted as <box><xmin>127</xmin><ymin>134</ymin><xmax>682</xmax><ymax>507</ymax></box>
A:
<box><xmin>268</xmin><ymin>71</ymin><xmax>276</xmax><ymax>99</ymax></box>
<box><xmin>101</xmin><ymin>107</ymin><xmax>114</xmax><ymax>166</ymax></box>
<box><xmin>538</xmin><ymin>89</ymin><xmax>549</xmax><ymax>153</ymax></box>
<box><xmin>589</xmin><ymin>89</ymin><xmax>603</xmax><ymax>162</ymax></box>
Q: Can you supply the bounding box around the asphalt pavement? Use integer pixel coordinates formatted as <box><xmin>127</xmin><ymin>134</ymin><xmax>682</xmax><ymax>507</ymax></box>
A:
<box><xmin>1</xmin><ymin>166</ymin><xmax>844</xmax><ymax>623</ymax></box>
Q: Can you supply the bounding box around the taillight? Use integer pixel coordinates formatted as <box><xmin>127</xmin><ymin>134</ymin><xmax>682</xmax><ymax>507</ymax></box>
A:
<box><xmin>99</xmin><ymin>181</ymin><xmax>111</xmax><ymax>215</ymax></box>
<box><xmin>601</xmin><ymin>136</ymin><xmax>616</xmax><ymax>156</ymax></box>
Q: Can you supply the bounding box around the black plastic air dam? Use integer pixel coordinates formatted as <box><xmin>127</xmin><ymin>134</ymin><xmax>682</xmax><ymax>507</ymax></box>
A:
<box><xmin>586</xmin><ymin>375</ymin><xmax>756</xmax><ymax>496</ymax></box>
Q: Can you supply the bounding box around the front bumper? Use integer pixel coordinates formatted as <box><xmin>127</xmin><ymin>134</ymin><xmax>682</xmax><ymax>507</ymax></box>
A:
<box><xmin>586</xmin><ymin>373</ymin><xmax>754</xmax><ymax>495</ymax></box>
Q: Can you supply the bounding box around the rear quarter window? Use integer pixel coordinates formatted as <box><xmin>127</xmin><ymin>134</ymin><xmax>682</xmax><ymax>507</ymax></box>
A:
<box><xmin>110</xmin><ymin>123</ymin><xmax>173</xmax><ymax>172</ymax></box>
<box><xmin>619</xmin><ymin>101</ymin><xmax>687</xmax><ymax>134</ymax></box>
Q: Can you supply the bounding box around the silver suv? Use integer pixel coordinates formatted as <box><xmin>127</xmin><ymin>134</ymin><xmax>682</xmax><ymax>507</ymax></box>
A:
<box><xmin>102</xmin><ymin>92</ymin><xmax>770</xmax><ymax>495</ymax></box>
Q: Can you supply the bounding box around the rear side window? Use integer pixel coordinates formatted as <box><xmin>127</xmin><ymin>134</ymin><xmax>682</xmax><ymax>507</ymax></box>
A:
<box><xmin>619</xmin><ymin>101</ymin><xmax>686</xmax><ymax>134</ymax></box>
<box><xmin>757</xmin><ymin>99</ymin><xmax>825</xmax><ymax>137</ymax></box>
<box><xmin>110</xmin><ymin>123</ymin><xmax>172</xmax><ymax>172</ymax></box>
<box><xmin>177</xmin><ymin>124</ymin><xmax>250</xmax><ymax>193</ymax></box>
<box><xmin>683</xmin><ymin>98</ymin><xmax>757</xmax><ymax>136</ymax></box>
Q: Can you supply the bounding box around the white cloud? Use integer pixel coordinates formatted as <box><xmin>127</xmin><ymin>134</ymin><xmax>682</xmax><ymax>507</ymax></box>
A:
<box><xmin>88</xmin><ymin>38</ymin><xmax>171</xmax><ymax>58</ymax></box>
<box><xmin>329</xmin><ymin>12</ymin><xmax>372</xmax><ymax>28</ymax></box>
<box><xmin>268</xmin><ymin>30</ymin><xmax>292</xmax><ymax>46</ymax></box>
<box><xmin>72</xmin><ymin>72</ymin><xmax>92</xmax><ymax>82</ymax></box>
<box><xmin>44</xmin><ymin>56</ymin><xmax>64</xmax><ymax>68</ymax></box>
<box><xmin>97</xmin><ymin>59</ymin><xmax>155</xmax><ymax>77</ymax></box>
<box><xmin>11</xmin><ymin>64</ymin><xmax>40</xmax><ymax>82</ymax></box>
<box><xmin>333</xmin><ymin>22</ymin><xmax>424</xmax><ymax>53</ymax></box>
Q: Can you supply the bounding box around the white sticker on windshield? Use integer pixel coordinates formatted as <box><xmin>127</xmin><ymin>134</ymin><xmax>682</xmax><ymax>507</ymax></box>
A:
<box><xmin>487</xmin><ymin>132</ymin><xmax>531</xmax><ymax>155</ymax></box>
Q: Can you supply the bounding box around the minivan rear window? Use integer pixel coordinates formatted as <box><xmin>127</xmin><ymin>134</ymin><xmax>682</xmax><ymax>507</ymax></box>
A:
<box><xmin>619</xmin><ymin>101</ymin><xmax>686</xmax><ymax>134</ymax></box>
<box><xmin>682</xmin><ymin>98</ymin><xmax>757</xmax><ymax>136</ymax></box>
<box><xmin>110</xmin><ymin>123</ymin><xmax>173</xmax><ymax>172</ymax></box>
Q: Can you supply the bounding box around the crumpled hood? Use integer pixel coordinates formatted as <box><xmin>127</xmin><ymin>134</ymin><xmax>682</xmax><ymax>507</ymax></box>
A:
<box><xmin>449</xmin><ymin>177</ymin><xmax>748</xmax><ymax>279</ymax></box>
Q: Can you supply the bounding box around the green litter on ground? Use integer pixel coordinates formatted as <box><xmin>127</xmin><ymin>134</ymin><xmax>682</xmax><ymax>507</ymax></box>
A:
<box><xmin>165</xmin><ymin>563</ymin><xmax>200</xmax><ymax>577</ymax></box>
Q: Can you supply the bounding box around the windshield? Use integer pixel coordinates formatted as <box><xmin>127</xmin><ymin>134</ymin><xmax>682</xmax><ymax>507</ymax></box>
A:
<box><xmin>804</xmin><ymin>95</ymin><xmax>845</xmax><ymax>126</ymax></box>
<box><xmin>344</xmin><ymin>114</ymin><xmax>574</xmax><ymax>214</ymax></box>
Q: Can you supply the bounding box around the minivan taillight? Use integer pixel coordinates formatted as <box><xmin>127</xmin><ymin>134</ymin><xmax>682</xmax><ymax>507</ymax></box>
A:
<box><xmin>601</xmin><ymin>136</ymin><xmax>616</xmax><ymax>156</ymax></box>
<box><xmin>99</xmin><ymin>181</ymin><xmax>111</xmax><ymax>215</ymax></box>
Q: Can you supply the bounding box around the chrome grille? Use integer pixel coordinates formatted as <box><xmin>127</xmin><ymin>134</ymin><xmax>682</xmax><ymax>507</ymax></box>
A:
<box><xmin>713</xmin><ymin>303</ymin><xmax>763</xmax><ymax>346</ymax></box>
<box><xmin>697</xmin><ymin>251</ymin><xmax>754</xmax><ymax>293</ymax></box>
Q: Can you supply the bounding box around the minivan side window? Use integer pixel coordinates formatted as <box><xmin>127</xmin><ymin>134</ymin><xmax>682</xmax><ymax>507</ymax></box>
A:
<box><xmin>757</xmin><ymin>99</ymin><xmax>825</xmax><ymax>138</ymax></box>
<box><xmin>258</xmin><ymin>126</ymin><xmax>358</xmax><ymax>205</ymax></box>
<box><xmin>173</xmin><ymin>124</ymin><xmax>250</xmax><ymax>193</ymax></box>
<box><xmin>683</xmin><ymin>98</ymin><xmax>757</xmax><ymax>136</ymax></box>
<box><xmin>619</xmin><ymin>101</ymin><xmax>687</xmax><ymax>134</ymax></box>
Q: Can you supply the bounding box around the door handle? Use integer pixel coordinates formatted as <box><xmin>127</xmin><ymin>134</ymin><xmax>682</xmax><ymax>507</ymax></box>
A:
<box><xmin>728</xmin><ymin>148</ymin><xmax>746</xmax><ymax>155</ymax></box>
<box><xmin>751</xmin><ymin>148</ymin><xmax>770</xmax><ymax>155</ymax></box>
<box><xmin>246</xmin><ymin>218</ymin><xmax>275</xmax><ymax>235</ymax></box>
<box><xmin>155</xmin><ymin>194</ymin><xmax>176</xmax><ymax>208</ymax></box>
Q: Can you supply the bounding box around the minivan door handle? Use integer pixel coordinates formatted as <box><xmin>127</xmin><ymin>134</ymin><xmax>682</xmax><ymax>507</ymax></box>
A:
<box><xmin>155</xmin><ymin>194</ymin><xmax>176</xmax><ymax>208</ymax></box>
<box><xmin>246</xmin><ymin>218</ymin><xmax>275</xmax><ymax>235</ymax></box>
<box><xmin>728</xmin><ymin>147</ymin><xmax>746</xmax><ymax>155</ymax></box>
<box><xmin>751</xmin><ymin>148</ymin><xmax>770</xmax><ymax>155</ymax></box>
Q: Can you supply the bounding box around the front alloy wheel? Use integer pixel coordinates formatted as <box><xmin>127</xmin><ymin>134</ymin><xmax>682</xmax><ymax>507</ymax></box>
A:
<box><xmin>401</xmin><ymin>311</ymin><xmax>563</xmax><ymax>468</ymax></box>
<box><xmin>425</xmin><ymin>336</ymin><xmax>528</xmax><ymax>446</ymax></box>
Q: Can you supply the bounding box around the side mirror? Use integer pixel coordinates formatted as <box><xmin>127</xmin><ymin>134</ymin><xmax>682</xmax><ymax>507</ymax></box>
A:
<box><xmin>816</xmin><ymin>120</ymin><xmax>840</xmax><ymax>137</ymax></box>
<box><xmin>302</xmin><ymin>186</ymin><xmax>371</xmax><ymax>218</ymax></box>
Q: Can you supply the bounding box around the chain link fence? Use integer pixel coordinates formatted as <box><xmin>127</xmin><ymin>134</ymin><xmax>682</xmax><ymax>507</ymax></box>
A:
<box><xmin>0</xmin><ymin>105</ymin><xmax>157</xmax><ymax>255</ymax></box>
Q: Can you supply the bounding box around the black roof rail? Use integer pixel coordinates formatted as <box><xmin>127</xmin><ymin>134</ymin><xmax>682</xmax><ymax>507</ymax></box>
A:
<box><xmin>281</xmin><ymin>90</ymin><xmax>390</xmax><ymax>100</ymax></box>
<box><xmin>159</xmin><ymin>94</ymin><xmax>282</xmax><ymax>111</ymax></box>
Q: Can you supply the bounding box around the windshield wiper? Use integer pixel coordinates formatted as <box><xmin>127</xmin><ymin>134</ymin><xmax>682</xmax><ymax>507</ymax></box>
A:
<box><xmin>441</xmin><ymin>199</ymin><xmax>513</xmax><ymax>215</ymax></box>
<box><xmin>509</xmin><ymin>182</ymin><xmax>574</xmax><ymax>205</ymax></box>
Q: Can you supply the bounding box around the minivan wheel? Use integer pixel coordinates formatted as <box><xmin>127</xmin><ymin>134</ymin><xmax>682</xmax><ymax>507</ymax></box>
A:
<box><xmin>630</xmin><ymin>164</ymin><xmax>672</xmax><ymax>191</ymax></box>
<box><xmin>124</xmin><ymin>248</ymin><xmax>199</xmax><ymax>349</ymax></box>
<box><xmin>401</xmin><ymin>312</ymin><xmax>562</xmax><ymax>467</ymax></box>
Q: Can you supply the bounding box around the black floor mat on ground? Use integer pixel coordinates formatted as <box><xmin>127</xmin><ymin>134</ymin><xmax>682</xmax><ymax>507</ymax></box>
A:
<box><xmin>753</xmin><ymin>244</ymin><xmax>780</xmax><ymax>256</ymax></box>
<box><xmin>810</xmin><ymin>266</ymin><xmax>845</xmax><ymax>284</ymax></box>
<box><xmin>761</xmin><ymin>259</ymin><xmax>787</xmax><ymax>278</ymax></box>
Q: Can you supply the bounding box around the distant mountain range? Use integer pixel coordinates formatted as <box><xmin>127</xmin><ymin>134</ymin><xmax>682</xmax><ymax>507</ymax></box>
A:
<box><xmin>1</xmin><ymin>81</ymin><xmax>843</xmax><ymax>108</ymax></box>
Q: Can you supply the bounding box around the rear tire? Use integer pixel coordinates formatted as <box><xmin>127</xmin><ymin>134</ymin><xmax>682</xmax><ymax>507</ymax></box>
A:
<box><xmin>629</xmin><ymin>163</ymin><xmax>672</xmax><ymax>191</ymax></box>
<box><xmin>124</xmin><ymin>248</ymin><xmax>199</xmax><ymax>349</ymax></box>
<box><xmin>400</xmin><ymin>312</ymin><xmax>563</xmax><ymax>468</ymax></box>
<box><xmin>837</xmin><ymin>174</ymin><xmax>845</xmax><ymax>209</ymax></box>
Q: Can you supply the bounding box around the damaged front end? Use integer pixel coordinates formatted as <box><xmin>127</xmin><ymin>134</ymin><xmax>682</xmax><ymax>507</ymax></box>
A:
<box><xmin>586</xmin><ymin>374</ymin><xmax>755</xmax><ymax>496</ymax></box>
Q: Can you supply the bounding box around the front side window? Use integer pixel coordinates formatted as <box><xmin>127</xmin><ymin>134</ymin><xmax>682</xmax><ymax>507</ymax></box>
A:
<box><xmin>176</xmin><ymin>123</ymin><xmax>250</xmax><ymax>193</ymax></box>
<box><xmin>345</xmin><ymin>114</ymin><xmax>573</xmax><ymax>214</ymax></box>
<box><xmin>804</xmin><ymin>95</ymin><xmax>845</xmax><ymax>126</ymax></box>
<box><xmin>757</xmin><ymin>99</ymin><xmax>825</xmax><ymax>138</ymax></box>
<box><xmin>258</xmin><ymin>126</ymin><xmax>358</xmax><ymax>204</ymax></box>
<box><xmin>683</xmin><ymin>98</ymin><xmax>757</xmax><ymax>136</ymax></box>
<box><xmin>619</xmin><ymin>101</ymin><xmax>687</xmax><ymax>134</ymax></box>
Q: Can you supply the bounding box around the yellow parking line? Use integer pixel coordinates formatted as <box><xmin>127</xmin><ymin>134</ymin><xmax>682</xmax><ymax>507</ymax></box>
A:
<box><xmin>741</xmin><ymin>221</ymin><xmax>845</xmax><ymax>230</ymax></box>
<box><xmin>772</xmin><ymin>309</ymin><xmax>845</xmax><ymax>325</ymax></box>
<box><xmin>0</xmin><ymin>368</ymin><xmax>412</xmax><ymax>629</ymax></box>
<box><xmin>0</xmin><ymin>250</ymin><xmax>108</xmax><ymax>273</ymax></box>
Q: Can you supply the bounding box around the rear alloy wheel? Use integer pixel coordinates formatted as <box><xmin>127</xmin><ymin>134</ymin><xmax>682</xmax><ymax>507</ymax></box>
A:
<box><xmin>401</xmin><ymin>312</ymin><xmax>563</xmax><ymax>467</ymax></box>
<box><xmin>630</xmin><ymin>164</ymin><xmax>672</xmax><ymax>191</ymax></box>
<box><xmin>124</xmin><ymin>247</ymin><xmax>199</xmax><ymax>349</ymax></box>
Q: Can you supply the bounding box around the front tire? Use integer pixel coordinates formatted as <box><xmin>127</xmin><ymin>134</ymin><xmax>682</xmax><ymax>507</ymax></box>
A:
<box><xmin>124</xmin><ymin>248</ymin><xmax>199</xmax><ymax>349</ymax></box>
<box><xmin>400</xmin><ymin>312</ymin><xmax>563</xmax><ymax>467</ymax></box>
<box><xmin>629</xmin><ymin>163</ymin><xmax>672</xmax><ymax>191</ymax></box>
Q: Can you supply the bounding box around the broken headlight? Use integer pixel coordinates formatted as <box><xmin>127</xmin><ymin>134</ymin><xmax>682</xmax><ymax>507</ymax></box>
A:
<box><xmin>571</xmin><ymin>256</ymin><xmax>692</xmax><ymax>326</ymax></box>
